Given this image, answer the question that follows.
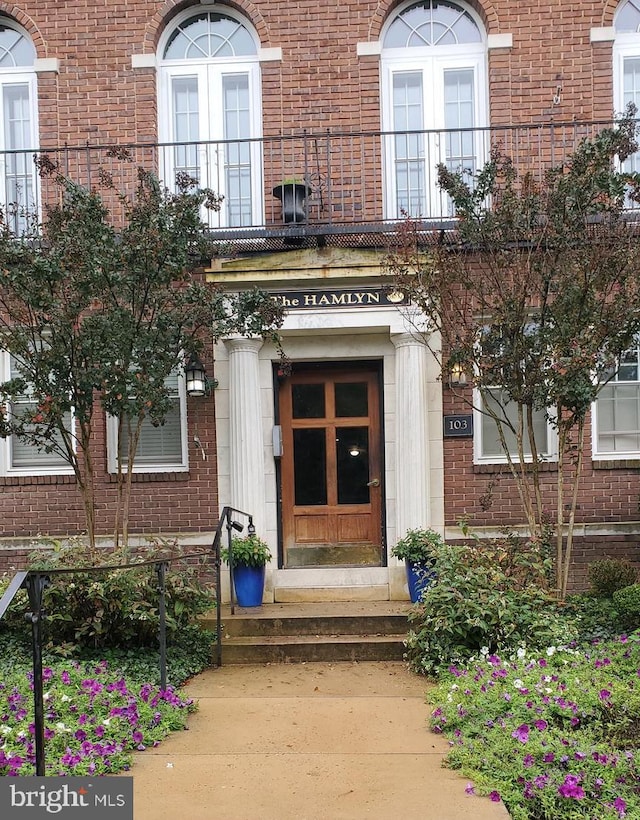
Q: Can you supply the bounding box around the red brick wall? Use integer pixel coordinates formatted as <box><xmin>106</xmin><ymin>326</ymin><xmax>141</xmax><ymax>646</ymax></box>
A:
<box><xmin>0</xmin><ymin>0</ymin><xmax>637</xmax><ymax>563</ymax></box>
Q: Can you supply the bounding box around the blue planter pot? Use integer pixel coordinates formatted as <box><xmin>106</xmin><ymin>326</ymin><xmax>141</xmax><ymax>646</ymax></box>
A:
<box><xmin>233</xmin><ymin>564</ymin><xmax>266</xmax><ymax>607</ymax></box>
<box><xmin>406</xmin><ymin>561</ymin><xmax>436</xmax><ymax>603</ymax></box>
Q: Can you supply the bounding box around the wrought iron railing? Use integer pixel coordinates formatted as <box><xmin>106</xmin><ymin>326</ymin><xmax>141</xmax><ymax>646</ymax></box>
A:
<box><xmin>0</xmin><ymin>119</ymin><xmax>633</xmax><ymax>245</ymax></box>
<box><xmin>0</xmin><ymin>505</ymin><xmax>254</xmax><ymax>775</ymax></box>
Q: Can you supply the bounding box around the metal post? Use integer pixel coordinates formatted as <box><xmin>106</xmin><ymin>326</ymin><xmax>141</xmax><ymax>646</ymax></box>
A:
<box><xmin>156</xmin><ymin>562</ymin><xmax>168</xmax><ymax>691</ymax></box>
<box><xmin>213</xmin><ymin>528</ymin><xmax>223</xmax><ymax>667</ymax></box>
<box><xmin>226</xmin><ymin>512</ymin><xmax>236</xmax><ymax>616</ymax></box>
<box><xmin>24</xmin><ymin>573</ymin><xmax>49</xmax><ymax>777</ymax></box>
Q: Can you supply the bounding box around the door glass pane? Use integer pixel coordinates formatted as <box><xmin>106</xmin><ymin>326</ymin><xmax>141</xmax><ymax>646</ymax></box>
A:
<box><xmin>293</xmin><ymin>428</ymin><xmax>327</xmax><ymax>505</ymax></box>
<box><xmin>335</xmin><ymin>382</ymin><xmax>368</xmax><ymax>417</ymax></box>
<box><xmin>223</xmin><ymin>74</ymin><xmax>252</xmax><ymax>226</ymax></box>
<box><xmin>292</xmin><ymin>383</ymin><xmax>325</xmax><ymax>418</ymax></box>
<box><xmin>172</xmin><ymin>76</ymin><xmax>200</xmax><ymax>179</ymax></box>
<box><xmin>393</xmin><ymin>72</ymin><xmax>425</xmax><ymax>216</ymax></box>
<box><xmin>444</xmin><ymin>69</ymin><xmax>475</xmax><ymax>177</ymax></box>
<box><xmin>336</xmin><ymin>426</ymin><xmax>370</xmax><ymax>505</ymax></box>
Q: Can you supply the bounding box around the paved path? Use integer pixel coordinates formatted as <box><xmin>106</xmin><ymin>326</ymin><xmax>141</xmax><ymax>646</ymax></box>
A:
<box><xmin>131</xmin><ymin>661</ymin><xmax>510</xmax><ymax>820</ymax></box>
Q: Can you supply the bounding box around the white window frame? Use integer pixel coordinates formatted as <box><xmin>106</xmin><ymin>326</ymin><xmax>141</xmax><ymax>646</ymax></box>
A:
<box><xmin>472</xmin><ymin>387</ymin><xmax>557</xmax><ymax>465</ymax></box>
<box><xmin>157</xmin><ymin>8</ymin><xmax>263</xmax><ymax>229</ymax></box>
<box><xmin>380</xmin><ymin>1</ymin><xmax>488</xmax><ymax>220</ymax></box>
<box><xmin>0</xmin><ymin>23</ymin><xmax>39</xmax><ymax>233</ymax></box>
<box><xmin>592</xmin><ymin>341</ymin><xmax>640</xmax><ymax>460</ymax></box>
<box><xmin>0</xmin><ymin>350</ymin><xmax>75</xmax><ymax>476</ymax></box>
<box><xmin>106</xmin><ymin>370</ymin><xmax>189</xmax><ymax>474</ymax></box>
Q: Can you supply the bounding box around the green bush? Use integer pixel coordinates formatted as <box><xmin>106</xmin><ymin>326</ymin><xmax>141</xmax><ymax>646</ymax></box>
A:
<box><xmin>405</xmin><ymin>533</ymin><xmax>572</xmax><ymax>676</ymax></box>
<box><xmin>613</xmin><ymin>582</ymin><xmax>640</xmax><ymax>632</ymax></box>
<box><xmin>560</xmin><ymin>593</ymin><xmax>623</xmax><ymax>642</ymax></box>
<box><xmin>12</xmin><ymin>539</ymin><xmax>216</xmax><ymax>652</ymax></box>
<box><xmin>587</xmin><ymin>557</ymin><xmax>638</xmax><ymax>598</ymax></box>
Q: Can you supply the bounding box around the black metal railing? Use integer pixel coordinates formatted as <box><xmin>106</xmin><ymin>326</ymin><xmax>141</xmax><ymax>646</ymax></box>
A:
<box><xmin>0</xmin><ymin>505</ymin><xmax>255</xmax><ymax>776</ymax></box>
<box><xmin>0</xmin><ymin>119</ymin><xmax>631</xmax><ymax>245</ymax></box>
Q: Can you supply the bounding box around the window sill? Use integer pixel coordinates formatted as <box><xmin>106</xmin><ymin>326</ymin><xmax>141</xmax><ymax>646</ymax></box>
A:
<box><xmin>107</xmin><ymin>471</ymin><xmax>191</xmax><ymax>483</ymax></box>
<box><xmin>473</xmin><ymin>461</ymin><xmax>558</xmax><ymax>474</ymax></box>
<box><xmin>592</xmin><ymin>458</ymin><xmax>640</xmax><ymax>469</ymax></box>
<box><xmin>0</xmin><ymin>473</ymin><xmax>77</xmax><ymax>486</ymax></box>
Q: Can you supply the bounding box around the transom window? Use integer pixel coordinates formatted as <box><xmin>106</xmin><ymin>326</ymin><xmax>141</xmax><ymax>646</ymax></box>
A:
<box><xmin>158</xmin><ymin>9</ymin><xmax>262</xmax><ymax>229</ymax></box>
<box><xmin>0</xmin><ymin>20</ymin><xmax>38</xmax><ymax>233</ymax></box>
<box><xmin>383</xmin><ymin>0</ymin><xmax>482</xmax><ymax>48</ymax></box>
<box><xmin>381</xmin><ymin>1</ymin><xmax>487</xmax><ymax>220</ymax></box>
<box><xmin>164</xmin><ymin>12</ymin><xmax>257</xmax><ymax>59</ymax></box>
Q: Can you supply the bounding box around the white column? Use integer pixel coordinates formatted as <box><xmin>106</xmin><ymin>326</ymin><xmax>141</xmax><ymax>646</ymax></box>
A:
<box><xmin>225</xmin><ymin>337</ymin><xmax>266</xmax><ymax>529</ymax></box>
<box><xmin>391</xmin><ymin>332</ymin><xmax>431</xmax><ymax>537</ymax></box>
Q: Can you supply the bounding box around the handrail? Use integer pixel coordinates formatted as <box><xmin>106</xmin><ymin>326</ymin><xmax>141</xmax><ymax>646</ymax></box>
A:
<box><xmin>0</xmin><ymin>510</ymin><xmax>257</xmax><ymax>776</ymax></box>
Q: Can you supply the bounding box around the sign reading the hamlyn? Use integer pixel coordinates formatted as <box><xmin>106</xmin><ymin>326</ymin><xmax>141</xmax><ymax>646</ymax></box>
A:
<box><xmin>0</xmin><ymin>777</ymin><xmax>133</xmax><ymax>818</ymax></box>
<box><xmin>271</xmin><ymin>287</ymin><xmax>406</xmax><ymax>309</ymax></box>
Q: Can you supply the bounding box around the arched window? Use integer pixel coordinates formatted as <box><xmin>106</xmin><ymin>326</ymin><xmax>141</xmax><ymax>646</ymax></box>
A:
<box><xmin>0</xmin><ymin>20</ymin><xmax>38</xmax><ymax>233</ymax></box>
<box><xmin>381</xmin><ymin>0</ymin><xmax>487</xmax><ymax>218</ymax></box>
<box><xmin>158</xmin><ymin>9</ymin><xmax>262</xmax><ymax>228</ymax></box>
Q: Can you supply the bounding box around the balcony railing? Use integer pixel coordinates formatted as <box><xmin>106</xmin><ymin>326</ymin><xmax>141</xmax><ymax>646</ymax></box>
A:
<box><xmin>0</xmin><ymin>119</ymin><xmax>631</xmax><ymax>251</ymax></box>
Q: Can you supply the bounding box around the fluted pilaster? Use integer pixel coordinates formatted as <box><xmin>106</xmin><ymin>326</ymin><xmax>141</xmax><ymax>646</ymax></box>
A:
<box><xmin>391</xmin><ymin>332</ymin><xmax>431</xmax><ymax>537</ymax></box>
<box><xmin>225</xmin><ymin>337</ymin><xmax>265</xmax><ymax>528</ymax></box>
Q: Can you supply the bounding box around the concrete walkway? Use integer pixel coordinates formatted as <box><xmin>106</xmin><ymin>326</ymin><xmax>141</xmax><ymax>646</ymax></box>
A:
<box><xmin>131</xmin><ymin>661</ymin><xmax>510</xmax><ymax>820</ymax></box>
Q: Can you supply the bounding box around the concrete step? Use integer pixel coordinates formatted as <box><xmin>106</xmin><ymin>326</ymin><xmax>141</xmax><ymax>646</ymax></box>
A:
<box><xmin>207</xmin><ymin>602</ymin><xmax>411</xmax><ymax>665</ymax></box>
<box><xmin>221</xmin><ymin>634</ymin><xmax>406</xmax><ymax>664</ymax></box>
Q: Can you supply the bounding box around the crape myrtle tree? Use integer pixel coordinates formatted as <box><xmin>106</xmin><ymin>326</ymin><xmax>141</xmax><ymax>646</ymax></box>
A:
<box><xmin>384</xmin><ymin>108</ymin><xmax>640</xmax><ymax>598</ymax></box>
<box><xmin>0</xmin><ymin>158</ymin><xmax>284</xmax><ymax>550</ymax></box>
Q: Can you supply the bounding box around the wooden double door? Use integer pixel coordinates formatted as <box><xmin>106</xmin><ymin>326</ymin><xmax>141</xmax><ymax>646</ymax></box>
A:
<box><xmin>278</xmin><ymin>363</ymin><xmax>383</xmax><ymax>568</ymax></box>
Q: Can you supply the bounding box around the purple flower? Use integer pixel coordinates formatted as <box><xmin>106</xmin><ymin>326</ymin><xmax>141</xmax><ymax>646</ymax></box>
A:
<box><xmin>489</xmin><ymin>791</ymin><xmax>501</xmax><ymax>802</ymax></box>
<box><xmin>542</xmin><ymin>752</ymin><xmax>555</xmax><ymax>763</ymax></box>
<box><xmin>599</xmin><ymin>689</ymin><xmax>612</xmax><ymax>702</ymax></box>
<box><xmin>558</xmin><ymin>775</ymin><xmax>585</xmax><ymax>799</ymax></box>
<box><xmin>533</xmin><ymin>719</ymin><xmax>548</xmax><ymax>732</ymax></box>
<box><xmin>523</xmin><ymin>754</ymin><xmax>534</xmax><ymax>768</ymax></box>
<box><xmin>465</xmin><ymin>783</ymin><xmax>475</xmax><ymax>795</ymax></box>
<box><xmin>612</xmin><ymin>797</ymin><xmax>627</xmax><ymax>817</ymax></box>
<box><xmin>511</xmin><ymin>724</ymin><xmax>530</xmax><ymax>744</ymax></box>
<box><xmin>61</xmin><ymin>670</ymin><xmax>71</xmax><ymax>685</ymax></box>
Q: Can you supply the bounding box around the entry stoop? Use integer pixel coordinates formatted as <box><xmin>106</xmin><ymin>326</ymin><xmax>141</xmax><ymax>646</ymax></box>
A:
<box><xmin>208</xmin><ymin>601</ymin><xmax>412</xmax><ymax>664</ymax></box>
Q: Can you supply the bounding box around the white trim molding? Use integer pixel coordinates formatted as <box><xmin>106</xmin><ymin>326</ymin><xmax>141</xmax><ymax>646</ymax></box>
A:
<box><xmin>131</xmin><ymin>54</ymin><xmax>157</xmax><ymax>69</ymax></box>
<box><xmin>357</xmin><ymin>41</ymin><xmax>382</xmax><ymax>56</ymax></box>
<box><xmin>591</xmin><ymin>27</ymin><xmax>616</xmax><ymax>43</ymax></box>
<box><xmin>487</xmin><ymin>33</ymin><xmax>513</xmax><ymax>50</ymax></box>
<box><xmin>258</xmin><ymin>47</ymin><xmax>282</xmax><ymax>62</ymax></box>
<box><xmin>34</xmin><ymin>58</ymin><xmax>60</xmax><ymax>74</ymax></box>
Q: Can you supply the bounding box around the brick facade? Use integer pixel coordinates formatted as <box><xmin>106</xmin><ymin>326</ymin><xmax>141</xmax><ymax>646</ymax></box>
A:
<box><xmin>0</xmin><ymin>0</ymin><xmax>638</xmax><ymax>586</ymax></box>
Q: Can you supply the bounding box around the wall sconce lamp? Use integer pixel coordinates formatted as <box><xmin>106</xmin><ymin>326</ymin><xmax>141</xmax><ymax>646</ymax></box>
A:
<box><xmin>185</xmin><ymin>353</ymin><xmax>217</xmax><ymax>397</ymax></box>
<box><xmin>449</xmin><ymin>363</ymin><xmax>467</xmax><ymax>388</ymax></box>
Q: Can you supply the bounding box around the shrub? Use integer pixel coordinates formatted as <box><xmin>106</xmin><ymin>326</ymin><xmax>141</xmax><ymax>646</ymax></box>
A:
<box><xmin>14</xmin><ymin>539</ymin><xmax>216</xmax><ymax>652</ymax></box>
<box><xmin>612</xmin><ymin>582</ymin><xmax>640</xmax><ymax>632</ymax></box>
<box><xmin>587</xmin><ymin>557</ymin><xmax>638</xmax><ymax>598</ymax></box>
<box><xmin>405</xmin><ymin>533</ymin><xmax>570</xmax><ymax>676</ymax></box>
<box><xmin>560</xmin><ymin>593</ymin><xmax>623</xmax><ymax>643</ymax></box>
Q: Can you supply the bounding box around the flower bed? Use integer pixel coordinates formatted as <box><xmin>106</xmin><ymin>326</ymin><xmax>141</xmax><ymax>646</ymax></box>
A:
<box><xmin>0</xmin><ymin>660</ymin><xmax>196</xmax><ymax>776</ymax></box>
<box><xmin>430</xmin><ymin>635</ymin><xmax>640</xmax><ymax>819</ymax></box>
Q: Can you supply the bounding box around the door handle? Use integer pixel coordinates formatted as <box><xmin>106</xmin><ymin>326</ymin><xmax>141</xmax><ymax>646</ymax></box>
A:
<box><xmin>367</xmin><ymin>478</ymin><xmax>380</xmax><ymax>487</ymax></box>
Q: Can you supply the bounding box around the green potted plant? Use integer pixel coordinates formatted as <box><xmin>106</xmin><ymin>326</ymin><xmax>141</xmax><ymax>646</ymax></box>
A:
<box><xmin>222</xmin><ymin>534</ymin><xmax>272</xmax><ymax>607</ymax></box>
<box><xmin>391</xmin><ymin>527</ymin><xmax>442</xmax><ymax>603</ymax></box>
